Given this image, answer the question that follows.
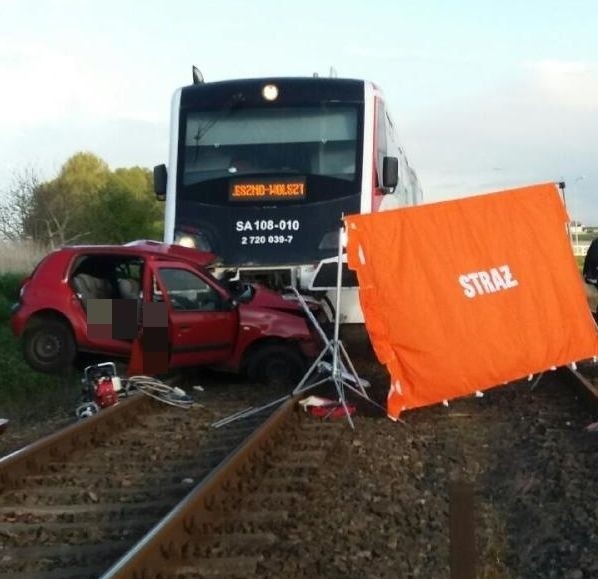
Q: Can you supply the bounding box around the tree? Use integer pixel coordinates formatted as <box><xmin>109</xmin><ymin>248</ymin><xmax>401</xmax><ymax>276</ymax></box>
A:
<box><xmin>23</xmin><ymin>179</ymin><xmax>92</xmax><ymax>247</ymax></box>
<box><xmin>0</xmin><ymin>168</ymin><xmax>40</xmax><ymax>241</ymax></box>
<box><xmin>20</xmin><ymin>152</ymin><xmax>110</xmax><ymax>247</ymax></box>
<box><xmin>80</xmin><ymin>167</ymin><xmax>163</xmax><ymax>244</ymax></box>
<box><xmin>112</xmin><ymin>166</ymin><xmax>153</xmax><ymax>198</ymax></box>
<box><xmin>1</xmin><ymin>153</ymin><xmax>163</xmax><ymax>246</ymax></box>
<box><xmin>58</xmin><ymin>152</ymin><xmax>110</xmax><ymax>197</ymax></box>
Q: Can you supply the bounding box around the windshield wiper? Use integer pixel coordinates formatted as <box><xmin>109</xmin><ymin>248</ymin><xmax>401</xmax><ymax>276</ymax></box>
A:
<box><xmin>193</xmin><ymin>92</ymin><xmax>245</xmax><ymax>161</ymax></box>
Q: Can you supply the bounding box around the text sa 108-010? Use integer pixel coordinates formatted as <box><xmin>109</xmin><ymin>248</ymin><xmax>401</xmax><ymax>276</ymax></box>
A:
<box><xmin>235</xmin><ymin>219</ymin><xmax>300</xmax><ymax>232</ymax></box>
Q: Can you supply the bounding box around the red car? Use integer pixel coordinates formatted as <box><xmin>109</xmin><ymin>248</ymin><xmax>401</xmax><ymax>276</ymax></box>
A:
<box><xmin>10</xmin><ymin>240</ymin><xmax>321</xmax><ymax>385</ymax></box>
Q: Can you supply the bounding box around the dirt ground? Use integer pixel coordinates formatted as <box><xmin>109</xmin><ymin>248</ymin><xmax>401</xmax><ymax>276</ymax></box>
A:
<box><xmin>2</xmin><ymin>358</ymin><xmax>598</xmax><ymax>578</ymax></box>
<box><xmin>0</xmin><ymin>412</ymin><xmax>73</xmax><ymax>457</ymax></box>
<box><xmin>261</xmin><ymin>369</ymin><xmax>598</xmax><ymax>579</ymax></box>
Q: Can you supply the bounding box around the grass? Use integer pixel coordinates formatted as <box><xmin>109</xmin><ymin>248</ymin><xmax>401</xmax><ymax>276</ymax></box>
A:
<box><xmin>0</xmin><ymin>268</ymin><xmax>80</xmax><ymax>425</ymax></box>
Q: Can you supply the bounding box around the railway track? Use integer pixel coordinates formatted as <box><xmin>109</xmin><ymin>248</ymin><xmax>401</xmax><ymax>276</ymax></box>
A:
<box><xmin>441</xmin><ymin>366</ymin><xmax>598</xmax><ymax>578</ymax></box>
<box><xmin>1</xmin><ymin>364</ymin><xmax>596</xmax><ymax>578</ymax></box>
<box><xmin>0</xmin><ymin>382</ymin><xmax>345</xmax><ymax>579</ymax></box>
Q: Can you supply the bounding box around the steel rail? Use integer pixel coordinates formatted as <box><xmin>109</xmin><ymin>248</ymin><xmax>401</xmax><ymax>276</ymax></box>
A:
<box><xmin>445</xmin><ymin>365</ymin><xmax>596</xmax><ymax>579</ymax></box>
<box><xmin>101</xmin><ymin>396</ymin><xmax>297</xmax><ymax>579</ymax></box>
<box><xmin>557</xmin><ymin>365</ymin><xmax>598</xmax><ymax>410</ymax></box>
<box><xmin>2</xmin><ymin>365</ymin><xmax>594</xmax><ymax>577</ymax></box>
<box><xmin>0</xmin><ymin>393</ymin><xmax>150</xmax><ymax>490</ymax></box>
<box><xmin>98</xmin><ymin>367</ymin><xmax>597</xmax><ymax>578</ymax></box>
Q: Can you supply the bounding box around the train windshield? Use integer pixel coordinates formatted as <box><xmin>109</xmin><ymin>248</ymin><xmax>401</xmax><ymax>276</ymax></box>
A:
<box><xmin>182</xmin><ymin>105</ymin><xmax>359</xmax><ymax>188</ymax></box>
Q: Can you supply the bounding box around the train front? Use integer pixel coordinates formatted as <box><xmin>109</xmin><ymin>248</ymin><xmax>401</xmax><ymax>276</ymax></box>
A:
<box><xmin>165</xmin><ymin>77</ymin><xmax>365</xmax><ymax>285</ymax></box>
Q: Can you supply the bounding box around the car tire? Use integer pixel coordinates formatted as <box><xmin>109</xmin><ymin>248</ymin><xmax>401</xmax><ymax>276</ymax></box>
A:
<box><xmin>23</xmin><ymin>319</ymin><xmax>76</xmax><ymax>374</ymax></box>
<box><xmin>247</xmin><ymin>344</ymin><xmax>307</xmax><ymax>387</ymax></box>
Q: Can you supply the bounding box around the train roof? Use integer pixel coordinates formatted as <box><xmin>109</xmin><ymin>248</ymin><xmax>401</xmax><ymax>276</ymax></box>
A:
<box><xmin>178</xmin><ymin>77</ymin><xmax>372</xmax><ymax>107</ymax></box>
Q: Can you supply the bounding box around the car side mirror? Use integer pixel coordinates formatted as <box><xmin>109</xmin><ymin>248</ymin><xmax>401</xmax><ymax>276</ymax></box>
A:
<box><xmin>154</xmin><ymin>164</ymin><xmax>167</xmax><ymax>201</ymax></box>
<box><xmin>382</xmin><ymin>156</ymin><xmax>399</xmax><ymax>192</ymax></box>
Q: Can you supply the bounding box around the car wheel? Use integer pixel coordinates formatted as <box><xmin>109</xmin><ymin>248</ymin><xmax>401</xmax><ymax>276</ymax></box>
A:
<box><xmin>247</xmin><ymin>344</ymin><xmax>307</xmax><ymax>387</ymax></box>
<box><xmin>23</xmin><ymin>319</ymin><xmax>76</xmax><ymax>373</ymax></box>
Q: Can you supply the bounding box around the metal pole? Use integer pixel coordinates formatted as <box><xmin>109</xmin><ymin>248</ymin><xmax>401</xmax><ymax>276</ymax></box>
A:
<box><xmin>573</xmin><ymin>176</ymin><xmax>584</xmax><ymax>255</ymax></box>
<box><xmin>558</xmin><ymin>182</ymin><xmax>573</xmax><ymax>246</ymax></box>
<box><xmin>331</xmin><ymin>226</ymin><xmax>344</xmax><ymax>381</ymax></box>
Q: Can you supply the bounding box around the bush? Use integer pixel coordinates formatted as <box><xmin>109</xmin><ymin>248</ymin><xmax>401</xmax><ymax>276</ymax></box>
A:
<box><xmin>0</xmin><ymin>272</ymin><xmax>23</xmax><ymax>323</ymax></box>
<box><xmin>0</xmin><ymin>294</ymin><xmax>11</xmax><ymax>323</ymax></box>
<box><xmin>0</xmin><ymin>272</ymin><xmax>25</xmax><ymax>302</ymax></box>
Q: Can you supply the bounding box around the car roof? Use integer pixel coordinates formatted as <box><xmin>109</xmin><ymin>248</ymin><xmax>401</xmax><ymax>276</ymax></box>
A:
<box><xmin>62</xmin><ymin>240</ymin><xmax>215</xmax><ymax>266</ymax></box>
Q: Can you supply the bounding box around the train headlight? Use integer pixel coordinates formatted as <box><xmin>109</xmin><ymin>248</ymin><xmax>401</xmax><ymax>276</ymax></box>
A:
<box><xmin>262</xmin><ymin>84</ymin><xmax>278</xmax><ymax>101</ymax></box>
<box><xmin>174</xmin><ymin>231</ymin><xmax>213</xmax><ymax>251</ymax></box>
<box><xmin>175</xmin><ymin>233</ymin><xmax>197</xmax><ymax>248</ymax></box>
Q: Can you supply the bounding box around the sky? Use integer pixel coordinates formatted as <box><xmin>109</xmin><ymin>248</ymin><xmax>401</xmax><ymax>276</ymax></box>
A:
<box><xmin>0</xmin><ymin>0</ymin><xmax>597</xmax><ymax>224</ymax></box>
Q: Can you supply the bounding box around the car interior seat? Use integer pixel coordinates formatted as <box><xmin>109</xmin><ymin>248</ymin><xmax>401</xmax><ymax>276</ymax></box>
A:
<box><xmin>117</xmin><ymin>278</ymin><xmax>140</xmax><ymax>300</ymax></box>
<box><xmin>72</xmin><ymin>273</ymin><xmax>114</xmax><ymax>302</ymax></box>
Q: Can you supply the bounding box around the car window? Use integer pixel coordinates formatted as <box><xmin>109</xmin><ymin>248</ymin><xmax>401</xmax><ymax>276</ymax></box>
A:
<box><xmin>156</xmin><ymin>268</ymin><xmax>223</xmax><ymax>312</ymax></box>
<box><xmin>70</xmin><ymin>255</ymin><xmax>144</xmax><ymax>301</ymax></box>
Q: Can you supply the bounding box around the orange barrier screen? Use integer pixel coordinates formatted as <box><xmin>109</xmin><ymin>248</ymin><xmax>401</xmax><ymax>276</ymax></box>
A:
<box><xmin>346</xmin><ymin>183</ymin><xmax>598</xmax><ymax>420</ymax></box>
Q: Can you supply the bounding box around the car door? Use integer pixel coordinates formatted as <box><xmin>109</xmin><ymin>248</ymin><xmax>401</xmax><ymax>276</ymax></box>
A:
<box><xmin>148</xmin><ymin>261</ymin><xmax>238</xmax><ymax>367</ymax></box>
<box><xmin>70</xmin><ymin>254</ymin><xmax>142</xmax><ymax>357</ymax></box>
